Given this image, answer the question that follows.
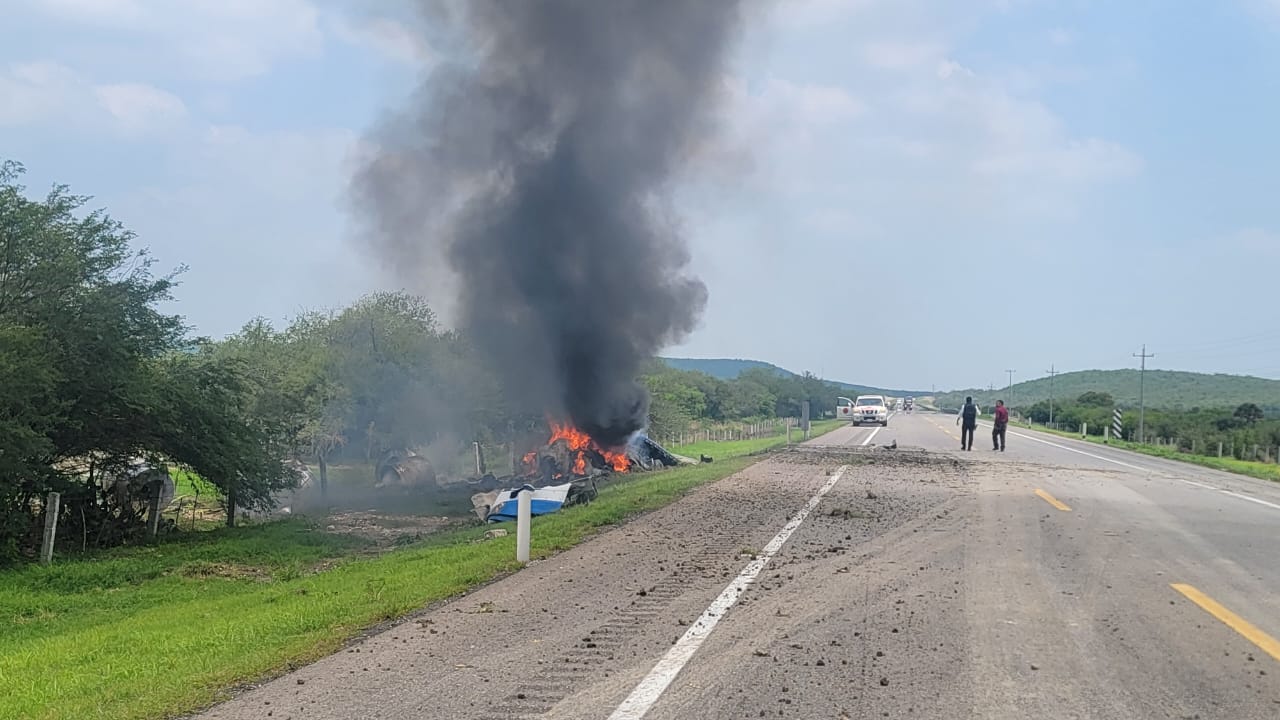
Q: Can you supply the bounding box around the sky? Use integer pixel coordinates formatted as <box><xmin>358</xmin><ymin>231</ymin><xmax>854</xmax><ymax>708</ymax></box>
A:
<box><xmin>3</xmin><ymin>0</ymin><xmax>1280</xmax><ymax>392</ymax></box>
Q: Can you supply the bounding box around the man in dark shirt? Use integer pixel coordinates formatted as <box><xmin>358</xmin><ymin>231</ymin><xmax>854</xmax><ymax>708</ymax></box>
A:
<box><xmin>993</xmin><ymin>399</ymin><xmax>1009</xmax><ymax>451</ymax></box>
<box><xmin>956</xmin><ymin>396</ymin><xmax>979</xmax><ymax>451</ymax></box>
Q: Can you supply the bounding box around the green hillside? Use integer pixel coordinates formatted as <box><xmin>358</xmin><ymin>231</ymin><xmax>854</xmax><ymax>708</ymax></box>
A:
<box><xmin>661</xmin><ymin>357</ymin><xmax>787</xmax><ymax>379</ymax></box>
<box><xmin>937</xmin><ymin>369</ymin><xmax>1280</xmax><ymax>411</ymax></box>
<box><xmin>660</xmin><ymin>357</ymin><xmax>928</xmax><ymax>397</ymax></box>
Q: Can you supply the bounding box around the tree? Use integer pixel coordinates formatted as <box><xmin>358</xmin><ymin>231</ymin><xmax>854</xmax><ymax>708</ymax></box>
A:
<box><xmin>1076</xmin><ymin>391</ymin><xmax>1115</xmax><ymax>407</ymax></box>
<box><xmin>1233</xmin><ymin>402</ymin><xmax>1264</xmax><ymax>425</ymax></box>
<box><xmin>0</xmin><ymin>161</ymin><xmax>298</xmax><ymax>555</ymax></box>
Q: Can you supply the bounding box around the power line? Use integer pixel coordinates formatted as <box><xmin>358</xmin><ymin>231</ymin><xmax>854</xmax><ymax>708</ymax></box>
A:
<box><xmin>1133</xmin><ymin>345</ymin><xmax>1154</xmax><ymax>443</ymax></box>
<box><xmin>1005</xmin><ymin>369</ymin><xmax>1016</xmax><ymax>408</ymax></box>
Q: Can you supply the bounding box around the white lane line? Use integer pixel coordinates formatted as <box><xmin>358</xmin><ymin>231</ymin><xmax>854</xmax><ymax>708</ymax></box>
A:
<box><xmin>1219</xmin><ymin>490</ymin><xmax>1280</xmax><ymax>511</ymax></box>
<box><xmin>981</xmin><ymin>423</ymin><xmax>1280</xmax><ymax>512</ymax></box>
<box><xmin>608</xmin><ymin>432</ymin><xmax>876</xmax><ymax>720</ymax></box>
<box><xmin>861</xmin><ymin>425</ymin><xmax>883</xmax><ymax>446</ymax></box>
<box><xmin>977</xmin><ymin>423</ymin><xmax>1148</xmax><ymax>472</ymax></box>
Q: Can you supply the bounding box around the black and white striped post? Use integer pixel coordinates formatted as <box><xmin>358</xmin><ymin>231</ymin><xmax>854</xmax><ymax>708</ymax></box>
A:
<box><xmin>1111</xmin><ymin>408</ymin><xmax>1123</xmax><ymax>442</ymax></box>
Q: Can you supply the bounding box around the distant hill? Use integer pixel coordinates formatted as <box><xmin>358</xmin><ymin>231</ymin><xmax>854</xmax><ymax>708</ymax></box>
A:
<box><xmin>661</xmin><ymin>357</ymin><xmax>787</xmax><ymax>380</ymax></box>
<box><xmin>936</xmin><ymin>369</ymin><xmax>1280</xmax><ymax>411</ymax></box>
<box><xmin>659</xmin><ymin>357</ymin><xmax>929</xmax><ymax>397</ymax></box>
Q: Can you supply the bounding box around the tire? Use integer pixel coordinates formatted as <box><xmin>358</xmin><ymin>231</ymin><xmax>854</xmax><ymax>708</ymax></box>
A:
<box><xmin>881</xmin><ymin>420</ymin><xmax>889</xmax><ymax>427</ymax></box>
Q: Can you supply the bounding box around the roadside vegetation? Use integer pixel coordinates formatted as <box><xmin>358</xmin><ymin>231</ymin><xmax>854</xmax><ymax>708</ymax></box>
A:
<box><xmin>1016</xmin><ymin>393</ymin><xmax>1280</xmax><ymax>464</ymax></box>
<box><xmin>0</xmin><ymin>422</ymin><xmax>839</xmax><ymax>720</ymax></box>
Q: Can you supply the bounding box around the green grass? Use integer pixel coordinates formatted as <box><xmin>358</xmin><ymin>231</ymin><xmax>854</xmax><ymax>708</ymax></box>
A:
<box><xmin>0</xmin><ymin>421</ymin><xmax>841</xmax><ymax>720</ymax></box>
<box><xmin>1014</xmin><ymin>423</ymin><xmax>1280</xmax><ymax>484</ymax></box>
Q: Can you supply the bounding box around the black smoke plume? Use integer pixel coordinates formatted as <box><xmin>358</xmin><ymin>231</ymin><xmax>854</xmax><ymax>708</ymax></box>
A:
<box><xmin>353</xmin><ymin>1</ymin><xmax>745</xmax><ymax>448</ymax></box>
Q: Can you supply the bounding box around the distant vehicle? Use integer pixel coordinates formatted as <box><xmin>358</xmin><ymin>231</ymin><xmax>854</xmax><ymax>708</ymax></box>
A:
<box><xmin>852</xmin><ymin>395</ymin><xmax>890</xmax><ymax>426</ymax></box>
<box><xmin>904</xmin><ymin>396</ymin><xmax>914</xmax><ymax>412</ymax></box>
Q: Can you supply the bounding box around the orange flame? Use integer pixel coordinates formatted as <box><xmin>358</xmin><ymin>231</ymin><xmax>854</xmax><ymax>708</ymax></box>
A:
<box><xmin>524</xmin><ymin>419</ymin><xmax>631</xmax><ymax>477</ymax></box>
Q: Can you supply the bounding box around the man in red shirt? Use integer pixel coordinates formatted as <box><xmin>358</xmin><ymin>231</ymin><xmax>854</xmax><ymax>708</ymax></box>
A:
<box><xmin>992</xmin><ymin>399</ymin><xmax>1009</xmax><ymax>451</ymax></box>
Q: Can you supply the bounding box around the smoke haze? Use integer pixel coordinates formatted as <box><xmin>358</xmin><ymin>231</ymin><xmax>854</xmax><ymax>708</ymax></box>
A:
<box><xmin>353</xmin><ymin>0</ymin><xmax>746</xmax><ymax>447</ymax></box>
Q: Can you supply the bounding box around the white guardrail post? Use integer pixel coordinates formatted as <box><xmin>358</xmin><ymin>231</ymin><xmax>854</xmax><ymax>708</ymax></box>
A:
<box><xmin>516</xmin><ymin>484</ymin><xmax>533</xmax><ymax>564</ymax></box>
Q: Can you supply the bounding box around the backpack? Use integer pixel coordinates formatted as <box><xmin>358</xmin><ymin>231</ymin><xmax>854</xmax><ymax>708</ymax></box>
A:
<box><xmin>962</xmin><ymin>403</ymin><xmax>977</xmax><ymax>423</ymax></box>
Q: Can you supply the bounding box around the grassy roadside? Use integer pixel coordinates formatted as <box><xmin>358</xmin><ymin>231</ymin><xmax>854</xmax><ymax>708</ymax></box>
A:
<box><xmin>674</xmin><ymin>418</ymin><xmax>844</xmax><ymax>461</ymax></box>
<box><xmin>1007</xmin><ymin>422</ymin><xmax>1280</xmax><ymax>484</ymax></box>
<box><xmin>0</xmin><ymin>420</ymin><xmax>841</xmax><ymax>720</ymax></box>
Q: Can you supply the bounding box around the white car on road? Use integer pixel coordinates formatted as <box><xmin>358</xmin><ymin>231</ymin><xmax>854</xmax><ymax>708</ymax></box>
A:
<box><xmin>851</xmin><ymin>395</ymin><xmax>890</xmax><ymax>426</ymax></box>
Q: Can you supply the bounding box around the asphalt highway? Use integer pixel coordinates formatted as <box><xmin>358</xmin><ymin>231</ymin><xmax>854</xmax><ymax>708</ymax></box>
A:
<box><xmin>195</xmin><ymin>412</ymin><xmax>1280</xmax><ymax>719</ymax></box>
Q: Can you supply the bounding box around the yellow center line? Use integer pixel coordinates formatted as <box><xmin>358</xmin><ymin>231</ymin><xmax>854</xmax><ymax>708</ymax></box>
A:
<box><xmin>1171</xmin><ymin>584</ymin><xmax>1280</xmax><ymax>663</ymax></box>
<box><xmin>927</xmin><ymin>418</ymin><xmax>957</xmax><ymax>438</ymax></box>
<box><xmin>1034</xmin><ymin>488</ymin><xmax>1072</xmax><ymax>512</ymax></box>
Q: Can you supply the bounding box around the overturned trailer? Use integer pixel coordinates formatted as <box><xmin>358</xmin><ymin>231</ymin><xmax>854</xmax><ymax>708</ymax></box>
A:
<box><xmin>469</xmin><ymin>432</ymin><xmax>690</xmax><ymax>523</ymax></box>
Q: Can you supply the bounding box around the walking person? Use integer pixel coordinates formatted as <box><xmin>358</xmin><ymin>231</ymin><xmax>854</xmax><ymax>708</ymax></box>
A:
<box><xmin>992</xmin><ymin>399</ymin><xmax>1009</xmax><ymax>451</ymax></box>
<box><xmin>956</xmin><ymin>396</ymin><xmax>979</xmax><ymax>451</ymax></box>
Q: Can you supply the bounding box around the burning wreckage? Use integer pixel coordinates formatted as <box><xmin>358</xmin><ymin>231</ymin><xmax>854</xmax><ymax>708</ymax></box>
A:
<box><xmin>469</xmin><ymin>422</ymin><xmax>694</xmax><ymax>523</ymax></box>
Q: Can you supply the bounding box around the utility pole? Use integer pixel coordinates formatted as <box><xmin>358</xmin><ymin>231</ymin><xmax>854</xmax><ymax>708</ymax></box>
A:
<box><xmin>1005</xmin><ymin>369</ymin><xmax>1016</xmax><ymax>407</ymax></box>
<box><xmin>1133</xmin><ymin>345</ymin><xmax>1154</xmax><ymax>443</ymax></box>
<box><xmin>1045</xmin><ymin>364</ymin><xmax>1059</xmax><ymax>427</ymax></box>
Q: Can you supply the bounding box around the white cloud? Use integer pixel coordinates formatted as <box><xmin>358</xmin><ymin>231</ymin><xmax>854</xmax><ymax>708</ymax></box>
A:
<box><xmin>865</xmin><ymin>40</ymin><xmax>945</xmax><ymax>70</ymax></box>
<box><xmin>1</xmin><ymin>62</ymin><xmax>188</xmax><ymax>135</ymax></box>
<box><xmin>35</xmin><ymin>0</ymin><xmax>145</xmax><ymax>25</ymax></box>
<box><xmin>0</xmin><ymin>61</ymin><xmax>80</xmax><ymax>125</ymax></box>
<box><xmin>94</xmin><ymin>82</ymin><xmax>186</xmax><ymax>133</ymax></box>
<box><xmin>694</xmin><ymin>77</ymin><xmax>864</xmax><ymax>188</ymax></box>
<box><xmin>329</xmin><ymin>15</ymin><xmax>433</xmax><ymax>66</ymax></box>
<box><xmin>972</xmin><ymin>137</ymin><xmax>1142</xmax><ymax>182</ymax></box>
<box><xmin>30</xmin><ymin>0</ymin><xmax>324</xmax><ymax>82</ymax></box>
<box><xmin>898</xmin><ymin>58</ymin><xmax>1142</xmax><ymax>192</ymax></box>
<box><xmin>1245</xmin><ymin>0</ymin><xmax>1280</xmax><ymax>23</ymax></box>
<box><xmin>935</xmin><ymin>59</ymin><xmax>975</xmax><ymax>80</ymax></box>
<box><xmin>764</xmin><ymin>79</ymin><xmax>865</xmax><ymax>124</ymax></box>
<box><xmin>776</xmin><ymin>0</ymin><xmax>881</xmax><ymax>28</ymax></box>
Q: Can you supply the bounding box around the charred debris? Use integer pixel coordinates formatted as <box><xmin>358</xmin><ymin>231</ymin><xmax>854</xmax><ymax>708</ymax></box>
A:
<box><xmin>466</xmin><ymin>427</ymin><xmax>695</xmax><ymax>523</ymax></box>
<box><xmin>372</xmin><ymin>422</ymin><xmax>698</xmax><ymax>523</ymax></box>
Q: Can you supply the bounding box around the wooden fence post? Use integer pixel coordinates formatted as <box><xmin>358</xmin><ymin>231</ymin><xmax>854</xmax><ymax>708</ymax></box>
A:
<box><xmin>147</xmin><ymin>481</ymin><xmax>162</xmax><ymax>540</ymax></box>
<box><xmin>40</xmin><ymin>492</ymin><xmax>60</xmax><ymax>565</ymax></box>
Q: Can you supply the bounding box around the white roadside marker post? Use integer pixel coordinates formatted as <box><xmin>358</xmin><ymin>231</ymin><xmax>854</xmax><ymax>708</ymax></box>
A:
<box><xmin>516</xmin><ymin>484</ymin><xmax>533</xmax><ymax>564</ymax></box>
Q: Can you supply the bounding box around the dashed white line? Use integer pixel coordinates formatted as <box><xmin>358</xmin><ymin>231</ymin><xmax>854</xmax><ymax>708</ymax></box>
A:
<box><xmin>608</xmin><ymin>430</ymin><xmax>877</xmax><ymax>720</ymax></box>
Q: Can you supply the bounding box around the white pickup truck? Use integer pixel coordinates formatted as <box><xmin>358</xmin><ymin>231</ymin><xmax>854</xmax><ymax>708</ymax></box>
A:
<box><xmin>836</xmin><ymin>395</ymin><xmax>890</xmax><ymax>426</ymax></box>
